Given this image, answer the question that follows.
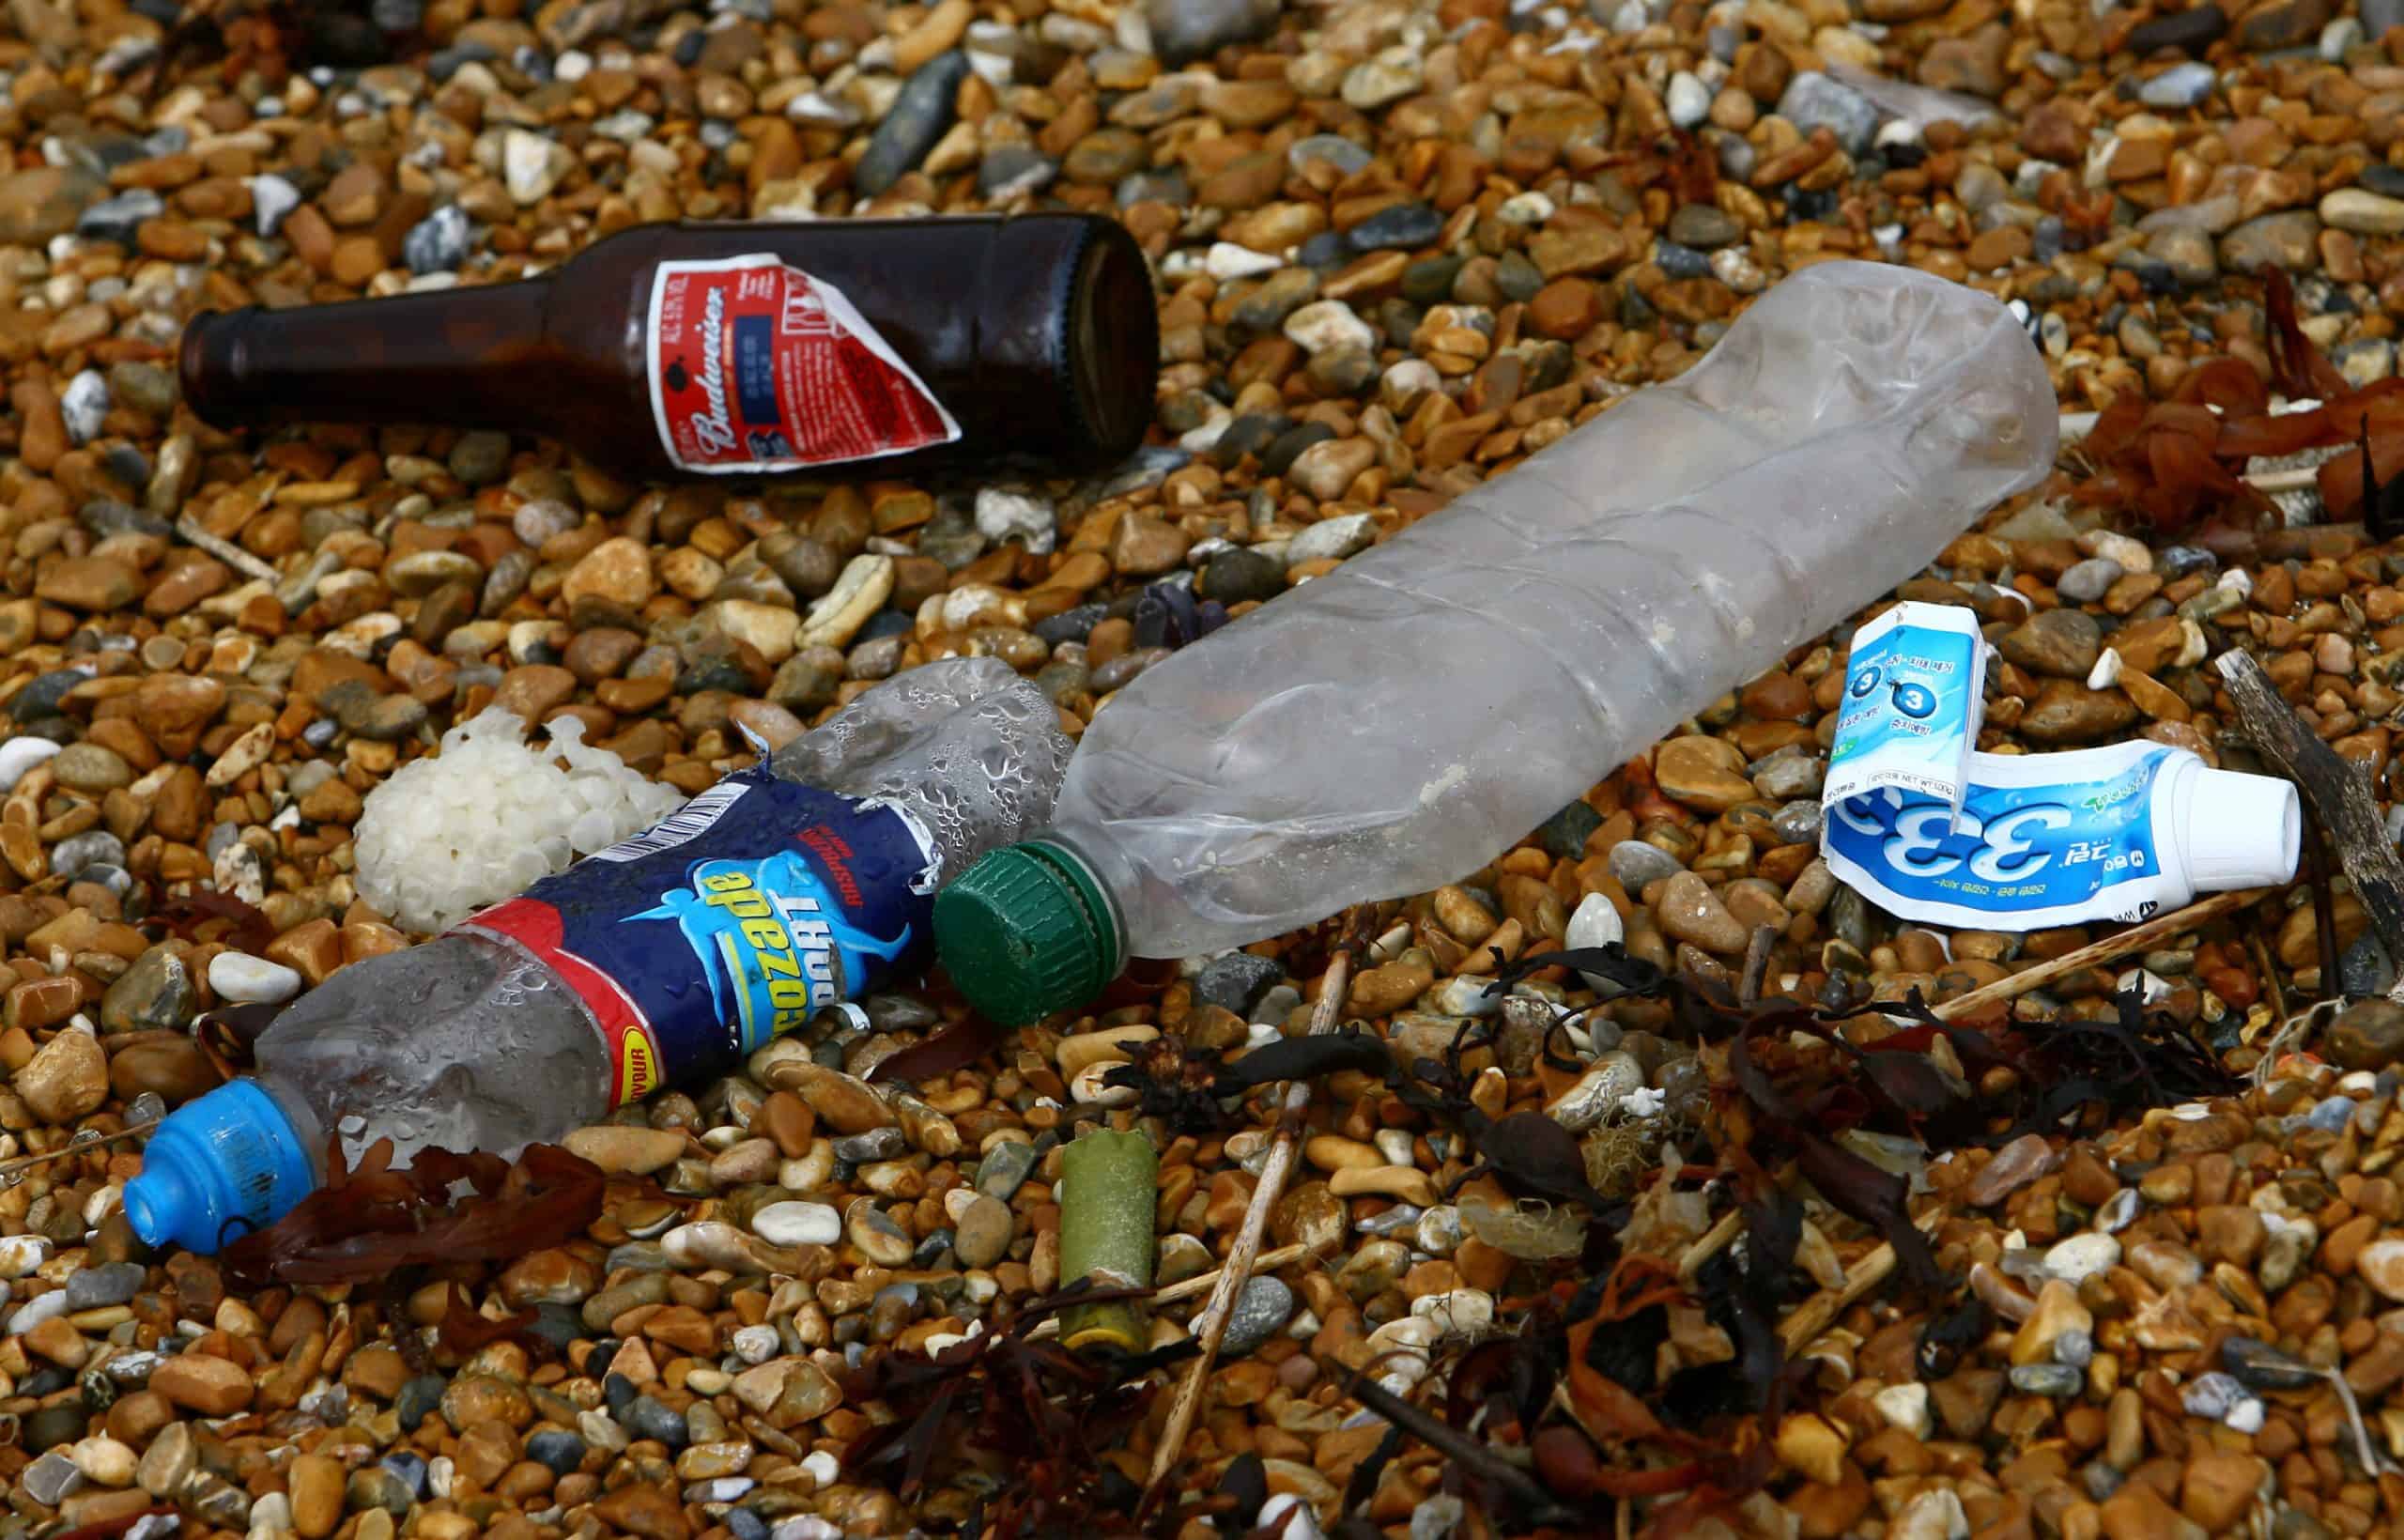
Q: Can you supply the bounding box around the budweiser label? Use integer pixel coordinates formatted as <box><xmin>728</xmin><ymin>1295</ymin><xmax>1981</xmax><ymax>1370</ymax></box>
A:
<box><xmin>645</xmin><ymin>254</ymin><xmax>961</xmax><ymax>473</ymax></box>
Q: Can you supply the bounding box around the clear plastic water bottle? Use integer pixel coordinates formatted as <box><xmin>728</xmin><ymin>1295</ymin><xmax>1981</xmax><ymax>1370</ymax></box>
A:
<box><xmin>126</xmin><ymin>658</ymin><xmax>1071</xmax><ymax>1254</ymax></box>
<box><xmin>932</xmin><ymin>262</ymin><xmax>2057</xmax><ymax>1024</ymax></box>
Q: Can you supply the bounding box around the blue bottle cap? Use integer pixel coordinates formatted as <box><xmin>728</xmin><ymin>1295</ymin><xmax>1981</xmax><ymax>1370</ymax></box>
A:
<box><xmin>123</xmin><ymin>1080</ymin><xmax>318</xmax><ymax>1255</ymax></box>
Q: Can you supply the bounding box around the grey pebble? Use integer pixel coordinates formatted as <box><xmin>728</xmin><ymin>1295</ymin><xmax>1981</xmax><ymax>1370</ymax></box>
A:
<box><xmin>1196</xmin><ymin>951</ymin><xmax>1286</xmax><ymax>1016</ymax></box>
<box><xmin>2008</xmin><ymin>1363</ymin><xmax>2084</xmax><ymax>1397</ymax></box>
<box><xmin>855</xmin><ymin>52</ymin><xmax>970</xmax><ymax>196</ymax></box>
<box><xmin>64</xmin><ymin>1261</ymin><xmax>144</xmax><ymax>1310</ymax></box>
<box><xmin>975</xmin><ymin>1139</ymin><xmax>1040</xmax><ymax>1202</ymax></box>
<box><xmin>1221</xmin><ymin>1276</ymin><xmax>1296</xmax><ymax>1357</ymax></box>
<box><xmin>1777</xmin><ymin>72</ymin><xmax>1880</xmax><ymax>156</ymax></box>
<box><xmin>2056</xmin><ymin>557</ymin><xmax>2121</xmax><ymax>604</ymax></box>
<box><xmin>1607</xmin><ymin>839</ymin><xmax>1683</xmax><ymax>894</ymax></box>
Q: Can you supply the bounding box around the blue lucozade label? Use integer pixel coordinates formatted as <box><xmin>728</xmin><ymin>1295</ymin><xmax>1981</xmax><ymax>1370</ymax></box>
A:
<box><xmin>462</xmin><ymin>765</ymin><xmax>934</xmax><ymax>1105</ymax></box>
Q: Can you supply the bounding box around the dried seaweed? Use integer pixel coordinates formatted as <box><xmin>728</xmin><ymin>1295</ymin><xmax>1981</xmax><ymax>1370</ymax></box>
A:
<box><xmin>2068</xmin><ymin>270</ymin><xmax>2404</xmax><ymax>532</ymax></box>
<box><xmin>434</xmin><ymin>1281</ymin><xmax>548</xmax><ymax>1357</ymax></box>
<box><xmin>221</xmin><ymin>1138</ymin><xmax>608</xmax><ymax>1287</ymax></box>
<box><xmin>142</xmin><ymin>886</ymin><xmax>274</xmax><ymax>955</ymax></box>
<box><xmin>1357</xmin><ymin>956</ymin><xmax>2240</xmax><ymax>1538</ymax></box>
<box><xmin>869</xmin><ymin>1016</ymin><xmax>1007</xmax><ymax>1086</ymax></box>
<box><xmin>2264</xmin><ymin>268</ymin><xmax>2350</xmax><ymax>404</ymax></box>
<box><xmin>2354</xmin><ymin>413</ymin><xmax>2404</xmax><ymax>541</ymax></box>
<box><xmin>1102</xmin><ymin>1026</ymin><xmax>1395</xmax><ymax>1130</ymax></box>
<box><xmin>839</xmin><ymin>1279</ymin><xmax>1169</xmax><ymax>1536</ymax></box>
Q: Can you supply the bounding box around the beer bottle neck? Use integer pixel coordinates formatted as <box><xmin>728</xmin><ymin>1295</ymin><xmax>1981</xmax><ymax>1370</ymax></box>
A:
<box><xmin>180</xmin><ymin>279</ymin><xmax>556</xmax><ymax>434</ymax></box>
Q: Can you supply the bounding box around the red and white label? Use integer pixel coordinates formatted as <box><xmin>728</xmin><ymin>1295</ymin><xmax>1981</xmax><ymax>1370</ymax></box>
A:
<box><xmin>644</xmin><ymin>254</ymin><xmax>961</xmax><ymax>475</ymax></box>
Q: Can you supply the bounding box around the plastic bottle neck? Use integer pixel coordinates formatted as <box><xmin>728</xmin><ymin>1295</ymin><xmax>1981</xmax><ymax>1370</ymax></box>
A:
<box><xmin>1039</xmin><ymin>829</ymin><xmax>1134</xmax><ymax>962</ymax></box>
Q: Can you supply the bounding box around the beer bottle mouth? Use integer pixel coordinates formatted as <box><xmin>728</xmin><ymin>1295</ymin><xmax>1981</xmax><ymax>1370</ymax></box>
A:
<box><xmin>1065</xmin><ymin>225</ymin><xmax>1159</xmax><ymax>463</ymax></box>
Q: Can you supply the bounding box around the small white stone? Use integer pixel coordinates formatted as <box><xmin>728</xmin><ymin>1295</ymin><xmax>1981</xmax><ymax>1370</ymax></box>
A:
<box><xmin>1260</xmin><ymin>1495</ymin><xmax>1326</xmax><ymax>1540</ymax></box>
<box><xmin>246</xmin><ymin>1493</ymin><xmax>292</xmax><ymax>1539</ymax></box>
<box><xmin>1565</xmin><ymin>892</ymin><xmax>1626</xmax><ymax>992</ymax></box>
<box><xmin>207</xmin><ymin>951</ymin><xmax>302</xmax><ymax>1006</ymax></box>
<box><xmin>1414</xmin><ymin>1205</ymin><xmax>1462</xmax><ymax>1255</ymax></box>
<box><xmin>973</xmin><ymin>487</ymin><xmax>1056</xmax><ymax>555</ymax></box>
<box><xmin>1422</xmin><ymin>976</ymin><xmax>1500</xmax><ymax>1016</ymax></box>
<box><xmin>2042</xmin><ymin>1232</ymin><xmax>2121</xmax><ymax>1283</ymax></box>
<box><xmin>1890</xmin><ymin>1487</ymin><xmax>1968</xmax><ymax>1540</ymax></box>
<box><xmin>2115</xmin><ymin>966</ymin><xmax>2169</xmax><ymax>1005</ymax></box>
<box><xmin>1282</xmin><ymin>299</ymin><xmax>1377</xmax><ymax>356</ymax></box>
<box><xmin>731</xmin><ymin>1325</ymin><xmax>781</xmax><ymax>1365</ymax></box>
<box><xmin>503</xmin><ymin>129</ymin><xmax>567</xmax><ymax>205</ymax></box>
<box><xmin>60</xmin><ymin>370</ymin><xmax>108</xmax><ymax>446</ymax></box>
<box><xmin>2080</xmin><ymin>530</ymin><xmax>2153</xmax><ymax>573</ymax></box>
<box><xmin>249</xmin><ymin>173</ymin><xmax>300</xmax><ymax>238</ymax></box>
<box><xmin>0</xmin><ymin>1235</ymin><xmax>49</xmax><ymax>1279</ymax></box>
<box><xmin>1283</xmin><ymin>512</ymin><xmax>1377</xmax><ymax>567</ymax></box>
<box><xmin>1204</xmin><ymin>241</ymin><xmax>1282</xmax><ymax>280</ymax></box>
<box><xmin>2086</xmin><ymin>648</ymin><xmax>2122</xmax><ymax>691</ymax></box>
<box><xmin>1875</xmin><ymin>117</ymin><xmax>1923</xmax><ymax>151</ymax></box>
<box><xmin>1380</xmin><ymin>357</ymin><xmax>1441</xmax><ymax>411</ymax></box>
<box><xmin>1666</xmin><ymin>70</ymin><xmax>1711</xmax><ymax>128</ymax></box>
<box><xmin>750</xmin><ymin>1200</ymin><xmax>842</xmax><ymax>1247</ymax></box>
<box><xmin>70</xmin><ymin>1437</ymin><xmax>138</xmax><ymax>1488</ymax></box>
<box><xmin>1709</xmin><ymin>246</ymin><xmax>1766</xmax><ymax>294</ymax></box>
<box><xmin>1498</xmin><ymin>191</ymin><xmax>1555</xmax><ymax>225</ymax></box>
<box><xmin>0</xmin><ymin>737</ymin><xmax>62</xmax><ymax>794</ymax></box>
<box><xmin>799</xmin><ymin>1451</ymin><xmax>840</xmax><ymax>1489</ymax></box>
<box><xmin>1410</xmin><ymin>1287</ymin><xmax>1494</xmax><ymax>1335</ymax></box>
<box><xmin>1340</xmin><ymin>48</ymin><xmax>1423</xmax><ymax>110</ymax></box>
<box><xmin>1873</xmin><ymin>1382</ymin><xmax>1934</xmax><ymax>1440</ymax></box>
<box><xmin>8</xmin><ymin>1287</ymin><xmax>69</xmax><ymax>1336</ymax></box>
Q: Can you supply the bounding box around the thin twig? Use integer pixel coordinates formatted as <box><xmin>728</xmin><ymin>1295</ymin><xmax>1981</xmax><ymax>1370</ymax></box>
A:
<box><xmin>1932</xmin><ymin>888</ymin><xmax>2266</xmax><ymax>1022</ymax></box>
<box><xmin>0</xmin><ymin>1123</ymin><xmax>154</xmax><ymax>1181</ymax></box>
<box><xmin>1025</xmin><ymin>1240</ymin><xmax>1322</xmax><ymax>1342</ymax></box>
<box><xmin>174</xmin><ymin>514</ymin><xmax>279</xmax><ymax>583</ymax></box>
<box><xmin>2250</xmin><ymin>932</ymin><xmax>2288</xmax><ymax>1027</ymax></box>
<box><xmin>1777</xmin><ymin>1211</ymin><xmax>1944</xmax><ymax>1355</ymax></box>
<box><xmin>1675</xmin><ymin>1210</ymin><xmax>1745</xmax><ymax>1281</ymax></box>
<box><xmin>1143</xmin><ymin>907</ymin><xmax>1371</xmax><ymax>1502</ymax></box>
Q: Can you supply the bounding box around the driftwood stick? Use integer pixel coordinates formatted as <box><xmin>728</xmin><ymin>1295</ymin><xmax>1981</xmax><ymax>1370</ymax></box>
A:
<box><xmin>2214</xmin><ymin>648</ymin><xmax>2404</xmax><ymax>1001</ymax></box>
<box><xmin>1932</xmin><ymin>887</ymin><xmax>2266</xmax><ymax>1022</ymax></box>
<box><xmin>1778</xmin><ymin>1212</ymin><xmax>1945</xmax><ymax>1354</ymax></box>
<box><xmin>1143</xmin><ymin>909</ymin><xmax>1371</xmax><ymax>1502</ymax></box>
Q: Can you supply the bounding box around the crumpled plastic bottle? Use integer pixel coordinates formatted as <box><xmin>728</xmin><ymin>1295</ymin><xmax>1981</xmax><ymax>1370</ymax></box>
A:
<box><xmin>935</xmin><ymin>261</ymin><xmax>2059</xmax><ymax>1023</ymax></box>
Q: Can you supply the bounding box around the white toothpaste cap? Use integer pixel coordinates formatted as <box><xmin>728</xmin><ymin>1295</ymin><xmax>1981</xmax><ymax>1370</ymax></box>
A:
<box><xmin>2183</xmin><ymin>769</ymin><xmax>2301</xmax><ymax>891</ymax></box>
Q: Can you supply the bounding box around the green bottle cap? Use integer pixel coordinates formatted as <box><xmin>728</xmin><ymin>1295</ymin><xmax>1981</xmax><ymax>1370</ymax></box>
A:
<box><xmin>933</xmin><ymin>840</ymin><xmax>1122</xmax><ymax>1026</ymax></box>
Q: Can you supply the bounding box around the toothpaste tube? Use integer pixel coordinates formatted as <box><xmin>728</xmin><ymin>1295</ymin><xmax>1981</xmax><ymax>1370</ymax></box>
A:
<box><xmin>1821</xmin><ymin>741</ymin><xmax>2299</xmax><ymax>932</ymax></box>
<box><xmin>1826</xmin><ymin>602</ymin><xmax>1986</xmax><ymax>830</ymax></box>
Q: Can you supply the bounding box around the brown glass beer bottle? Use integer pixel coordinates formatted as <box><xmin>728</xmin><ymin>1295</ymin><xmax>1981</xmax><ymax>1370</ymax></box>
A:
<box><xmin>179</xmin><ymin>214</ymin><xmax>1159</xmax><ymax>481</ymax></box>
